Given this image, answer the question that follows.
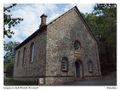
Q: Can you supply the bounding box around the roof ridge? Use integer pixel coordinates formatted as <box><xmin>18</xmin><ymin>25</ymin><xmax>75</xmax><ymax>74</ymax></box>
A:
<box><xmin>15</xmin><ymin>6</ymin><xmax>97</xmax><ymax>50</ymax></box>
<box><xmin>15</xmin><ymin>6</ymin><xmax>77</xmax><ymax>50</ymax></box>
<box><xmin>47</xmin><ymin>6</ymin><xmax>77</xmax><ymax>25</ymax></box>
<box><xmin>74</xmin><ymin>6</ymin><xmax>98</xmax><ymax>43</ymax></box>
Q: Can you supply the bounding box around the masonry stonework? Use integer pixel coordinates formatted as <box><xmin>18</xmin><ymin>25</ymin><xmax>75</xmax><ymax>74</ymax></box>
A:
<box><xmin>13</xmin><ymin>6</ymin><xmax>101</xmax><ymax>85</ymax></box>
<box><xmin>14</xmin><ymin>31</ymin><xmax>47</xmax><ymax>79</ymax></box>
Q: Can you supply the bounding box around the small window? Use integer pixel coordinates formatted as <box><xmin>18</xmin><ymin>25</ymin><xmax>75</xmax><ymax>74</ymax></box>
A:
<box><xmin>30</xmin><ymin>43</ymin><xmax>35</xmax><ymax>63</ymax></box>
<box><xmin>61</xmin><ymin>57</ymin><xmax>68</xmax><ymax>72</ymax></box>
<box><xmin>87</xmin><ymin>60</ymin><xmax>93</xmax><ymax>73</ymax></box>
<box><xmin>22</xmin><ymin>47</ymin><xmax>26</xmax><ymax>66</ymax></box>
<box><xmin>74</xmin><ymin>40</ymin><xmax>81</xmax><ymax>50</ymax></box>
<box><xmin>17</xmin><ymin>51</ymin><xmax>20</xmax><ymax>67</ymax></box>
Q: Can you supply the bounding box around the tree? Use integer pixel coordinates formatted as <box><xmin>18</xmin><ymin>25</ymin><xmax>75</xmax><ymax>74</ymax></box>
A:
<box><xmin>84</xmin><ymin>4</ymin><xmax>116</xmax><ymax>75</ymax></box>
<box><xmin>4</xmin><ymin>4</ymin><xmax>23</xmax><ymax>38</ymax></box>
<box><xmin>5</xmin><ymin>61</ymin><xmax>14</xmax><ymax>77</ymax></box>
<box><xmin>4</xmin><ymin>41</ymin><xmax>20</xmax><ymax>77</ymax></box>
<box><xmin>4</xmin><ymin>41</ymin><xmax>20</xmax><ymax>61</ymax></box>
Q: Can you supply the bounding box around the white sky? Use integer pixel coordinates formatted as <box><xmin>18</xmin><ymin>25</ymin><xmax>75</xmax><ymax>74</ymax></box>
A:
<box><xmin>4</xmin><ymin>4</ymin><xmax>95</xmax><ymax>43</ymax></box>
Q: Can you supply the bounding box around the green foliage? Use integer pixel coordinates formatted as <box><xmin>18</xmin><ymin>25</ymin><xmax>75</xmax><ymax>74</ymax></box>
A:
<box><xmin>84</xmin><ymin>4</ymin><xmax>116</xmax><ymax>74</ymax></box>
<box><xmin>4</xmin><ymin>78</ymin><xmax>38</xmax><ymax>85</ymax></box>
<box><xmin>4</xmin><ymin>41</ymin><xmax>20</xmax><ymax>77</ymax></box>
<box><xmin>5</xmin><ymin>62</ymin><xmax>14</xmax><ymax>77</ymax></box>
<box><xmin>85</xmin><ymin>4</ymin><xmax>116</xmax><ymax>42</ymax></box>
<box><xmin>4</xmin><ymin>41</ymin><xmax>20</xmax><ymax>61</ymax></box>
<box><xmin>4</xmin><ymin>4</ymin><xmax>23</xmax><ymax>38</ymax></box>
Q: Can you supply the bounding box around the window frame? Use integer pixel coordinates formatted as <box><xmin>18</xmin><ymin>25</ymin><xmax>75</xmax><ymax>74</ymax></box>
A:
<box><xmin>22</xmin><ymin>47</ymin><xmax>26</xmax><ymax>66</ymax></box>
<box><xmin>61</xmin><ymin>57</ymin><xmax>68</xmax><ymax>72</ymax></box>
<box><xmin>74</xmin><ymin>40</ymin><xmax>81</xmax><ymax>50</ymax></box>
<box><xmin>30</xmin><ymin>42</ymin><xmax>35</xmax><ymax>63</ymax></box>
<box><xmin>17</xmin><ymin>51</ymin><xmax>20</xmax><ymax>67</ymax></box>
<box><xmin>87</xmin><ymin>60</ymin><xmax>93</xmax><ymax>73</ymax></box>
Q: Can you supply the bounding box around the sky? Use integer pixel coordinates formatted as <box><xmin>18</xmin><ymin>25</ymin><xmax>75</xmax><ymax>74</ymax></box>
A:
<box><xmin>4</xmin><ymin>4</ymin><xmax>95</xmax><ymax>43</ymax></box>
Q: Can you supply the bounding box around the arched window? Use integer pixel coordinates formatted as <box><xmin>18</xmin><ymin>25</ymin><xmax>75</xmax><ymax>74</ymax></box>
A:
<box><xmin>74</xmin><ymin>40</ymin><xmax>81</xmax><ymax>50</ymax></box>
<box><xmin>30</xmin><ymin>43</ymin><xmax>35</xmax><ymax>63</ymax></box>
<box><xmin>22</xmin><ymin>47</ymin><xmax>26</xmax><ymax>66</ymax></box>
<box><xmin>61</xmin><ymin>57</ymin><xmax>68</xmax><ymax>72</ymax></box>
<box><xmin>17</xmin><ymin>51</ymin><xmax>20</xmax><ymax>67</ymax></box>
<box><xmin>87</xmin><ymin>60</ymin><xmax>93</xmax><ymax>73</ymax></box>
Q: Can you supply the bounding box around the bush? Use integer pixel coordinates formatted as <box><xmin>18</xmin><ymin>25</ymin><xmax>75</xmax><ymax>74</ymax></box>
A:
<box><xmin>5</xmin><ymin>62</ymin><xmax>14</xmax><ymax>77</ymax></box>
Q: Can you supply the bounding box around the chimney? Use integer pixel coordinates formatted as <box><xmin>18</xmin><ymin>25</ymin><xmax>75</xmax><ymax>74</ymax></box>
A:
<box><xmin>40</xmin><ymin>14</ymin><xmax>47</xmax><ymax>28</ymax></box>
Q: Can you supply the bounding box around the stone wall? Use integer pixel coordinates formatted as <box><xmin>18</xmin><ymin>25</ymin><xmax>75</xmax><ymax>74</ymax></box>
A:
<box><xmin>13</xmin><ymin>31</ymin><xmax>47</xmax><ymax>79</ymax></box>
<box><xmin>13</xmin><ymin>7</ymin><xmax>101</xmax><ymax>85</ymax></box>
<box><xmin>45</xmin><ymin>7</ymin><xmax>101</xmax><ymax>84</ymax></box>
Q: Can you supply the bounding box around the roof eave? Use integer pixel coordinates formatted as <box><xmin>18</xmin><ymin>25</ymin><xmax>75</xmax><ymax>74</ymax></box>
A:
<box><xmin>74</xmin><ymin>6</ymin><xmax>98</xmax><ymax>44</ymax></box>
<box><xmin>15</xmin><ymin>25</ymin><xmax>47</xmax><ymax>50</ymax></box>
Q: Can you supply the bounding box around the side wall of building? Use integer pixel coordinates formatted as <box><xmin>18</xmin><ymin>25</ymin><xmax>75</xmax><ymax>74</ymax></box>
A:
<box><xmin>45</xmin><ymin>8</ymin><xmax>101</xmax><ymax>85</ymax></box>
<box><xmin>13</xmin><ymin>31</ymin><xmax>47</xmax><ymax>81</ymax></box>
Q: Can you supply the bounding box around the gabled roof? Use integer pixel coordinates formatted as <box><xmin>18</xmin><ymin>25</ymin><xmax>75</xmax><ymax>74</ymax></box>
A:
<box><xmin>73</xmin><ymin>6</ymin><xmax>97</xmax><ymax>42</ymax></box>
<box><xmin>47</xmin><ymin>6</ymin><xmax>97</xmax><ymax>42</ymax></box>
<box><xmin>15</xmin><ymin>6</ymin><xmax>97</xmax><ymax>50</ymax></box>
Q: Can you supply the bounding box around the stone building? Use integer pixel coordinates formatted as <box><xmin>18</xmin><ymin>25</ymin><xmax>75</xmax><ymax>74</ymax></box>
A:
<box><xmin>13</xmin><ymin>6</ymin><xmax>101</xmax><ymax>85</ymax></box>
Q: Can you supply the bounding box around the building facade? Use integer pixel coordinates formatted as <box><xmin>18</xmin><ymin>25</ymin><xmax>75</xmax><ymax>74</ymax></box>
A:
<box><xmin>13</xmin><ymin>6</ymin><xmax>101</xmax><ymax>85</ymax></box>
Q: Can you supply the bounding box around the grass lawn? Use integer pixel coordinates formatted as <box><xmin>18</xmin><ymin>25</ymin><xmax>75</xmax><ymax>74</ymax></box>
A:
<box><xmin>4</xmin><ymin>78</ymin><xmax>38</xmax><ymax>85</ymax></box>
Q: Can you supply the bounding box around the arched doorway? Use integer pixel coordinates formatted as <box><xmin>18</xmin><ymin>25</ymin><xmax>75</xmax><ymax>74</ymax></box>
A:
<box><xmin>75</xmin><ymin>60</ymin><xmax>83</xmax><ymax>79</ymax></box>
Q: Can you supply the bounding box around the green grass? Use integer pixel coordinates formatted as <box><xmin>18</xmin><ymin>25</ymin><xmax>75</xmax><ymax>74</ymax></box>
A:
<box><xmin>4</xmin><ymin>78</ymin><xmax>38</xmax><ymax>85</ymax></box>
